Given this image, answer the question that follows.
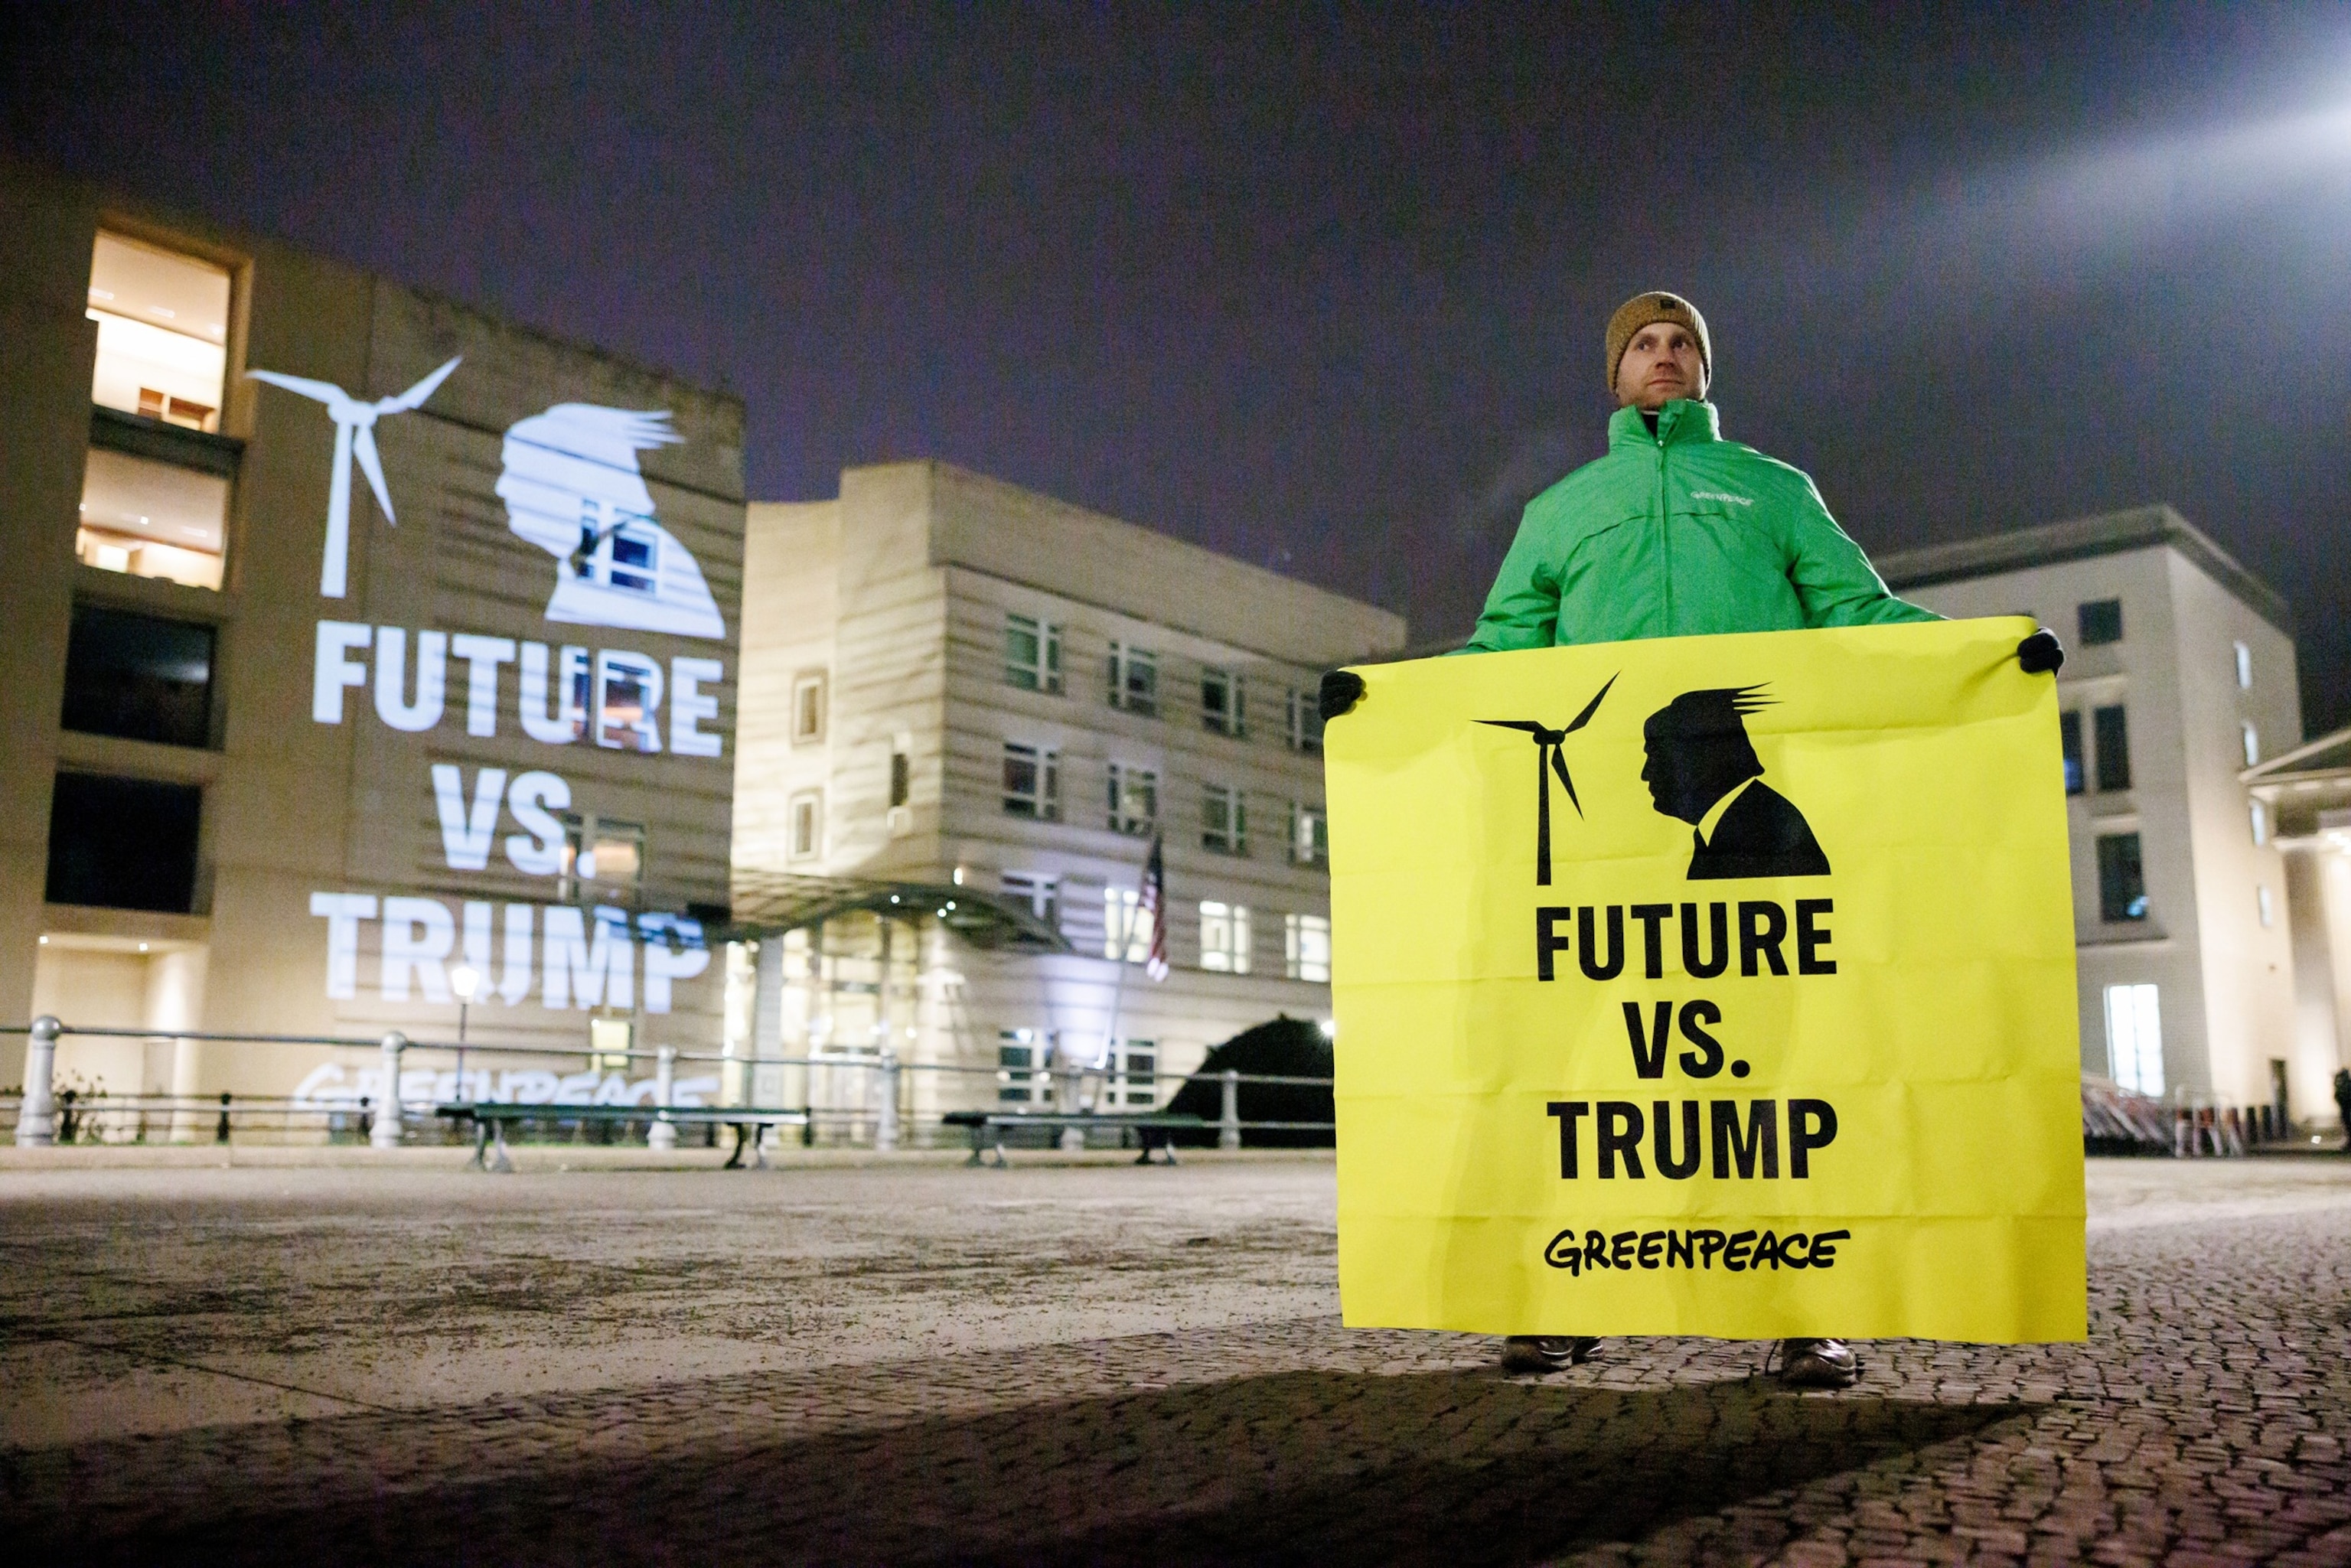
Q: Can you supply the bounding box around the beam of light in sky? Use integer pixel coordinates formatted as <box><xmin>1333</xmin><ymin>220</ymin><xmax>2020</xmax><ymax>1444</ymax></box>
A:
<box><xmin>1756</xmin><ymin>96</ymin><xmax>2351</xmax><ymax>334</ymax></box>
<box><xmin>1978</xmin><ymin>102</ymin><xmax>2351</xmax><ymax>252</ymax></box>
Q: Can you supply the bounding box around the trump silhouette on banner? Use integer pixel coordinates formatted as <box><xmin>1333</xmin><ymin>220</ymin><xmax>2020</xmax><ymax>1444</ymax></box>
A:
<box><xmin>496</xmin><ymin>404</ymin><xmax>725</xmax><ymax>640</ymax></box>
<box><xmin>1641</xmin><ymin>686</ymin><xmax>1831</xmax><ymax>880</ymax></box>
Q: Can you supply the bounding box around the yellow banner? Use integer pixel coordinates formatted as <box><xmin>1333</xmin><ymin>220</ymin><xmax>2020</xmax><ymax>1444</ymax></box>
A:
<box><xmin>1326</xmin><ymin>618</ymin><xmax>2085</xmax><ymax>1342</ymax></box>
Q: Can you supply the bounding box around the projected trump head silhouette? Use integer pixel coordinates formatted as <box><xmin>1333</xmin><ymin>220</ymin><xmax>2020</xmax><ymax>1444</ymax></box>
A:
<box><xmin>1641</xmin><ymin>686</ymin><xmax>1830</xmax><ymax>880</ymax></box>
<box><xmin>495</xmin><ymin>405</ymin><xmax>725</xmax><ymax>640</ymax></box>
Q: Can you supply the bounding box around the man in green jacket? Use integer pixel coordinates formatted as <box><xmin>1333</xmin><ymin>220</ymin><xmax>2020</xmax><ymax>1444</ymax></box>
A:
<box><xmin>1322</xmin><ymin>290</ymin><xmax>2062</xmax><ymax>1390</ymax></box>
<box><xmin>1466</xmin><ymin>290</ymin><xmax>1942</xmax><ymax>650</ymax></box>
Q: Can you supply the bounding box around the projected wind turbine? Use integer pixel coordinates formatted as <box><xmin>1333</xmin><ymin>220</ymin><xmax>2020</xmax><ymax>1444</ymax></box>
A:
<box><xmin>1477</xmin><ymin>673</ymin><xmax>1616</xmax><ymax>885</ymax></box>
<box><xmin>247</xmin><ymin>357</ymin><xmax>461</xmax><ymax>598</ymax></box>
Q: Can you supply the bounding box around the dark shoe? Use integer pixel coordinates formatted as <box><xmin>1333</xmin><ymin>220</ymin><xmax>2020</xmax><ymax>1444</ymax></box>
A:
<box><xmin>1499</xmin><ymin>1335</ymin><xmax>1600</xmax><ymax>1373</ymax></box>
<box><xmin>1776</xmin><ymin>1337</ymin><xmax>1860</xmax><ymax>1389</ymax></box>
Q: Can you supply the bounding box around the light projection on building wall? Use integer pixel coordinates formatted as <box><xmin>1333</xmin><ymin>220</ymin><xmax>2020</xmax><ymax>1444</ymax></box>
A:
<box><xmin>284</xmin><ymin>375</ymin><xmax>731</xmax><ymax>1022</ymax></box>
<box><xmin>496</xmin><ymin>405</ymin><xmax>725</xmax><ymax>640</ymax></box>
<box><xmin>246</xmin><ymin>357</ymin><xmax>462</xmax><ymax>598</ymax></box>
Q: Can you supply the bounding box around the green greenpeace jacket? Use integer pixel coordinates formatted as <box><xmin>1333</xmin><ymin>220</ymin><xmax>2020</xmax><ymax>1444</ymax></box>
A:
<box><xmin>1463</xmin><ymin>399</ymin><xmax>1935</xmax><ymax>650</ymax></box>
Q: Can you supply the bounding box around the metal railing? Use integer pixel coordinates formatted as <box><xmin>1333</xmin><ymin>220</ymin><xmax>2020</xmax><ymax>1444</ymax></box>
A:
<box><xmin>2</xmin><ymin>1018</ymin><xmax>1335</xmax><ymax>1153</ymax></box>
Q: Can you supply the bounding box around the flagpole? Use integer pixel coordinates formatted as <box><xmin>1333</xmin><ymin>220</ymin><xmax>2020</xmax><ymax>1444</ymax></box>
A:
<box><xmin>1101</xmin><ymin>833</ymin><xmax>1162</xmax><ymax>1093</ymax></box>
<box><xmin>1102</xmin><ymin>864</ymin><xmax>1138</xmax><ymax>1078</ymax></box>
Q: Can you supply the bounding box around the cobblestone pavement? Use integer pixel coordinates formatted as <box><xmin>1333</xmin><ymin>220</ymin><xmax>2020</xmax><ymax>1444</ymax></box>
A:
<box><xmin>1</xmin><ymin>1155</ymin><xmax>2347</xmax><ymax>1565</ymax></box>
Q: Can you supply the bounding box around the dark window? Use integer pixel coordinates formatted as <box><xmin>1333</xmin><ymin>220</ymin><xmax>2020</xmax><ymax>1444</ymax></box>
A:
<box><xmin>2078</xmin><ymin>598</ymin><xmax>2123</xmax><ymax>646</ymax></box>
<box><xmin>60</xmin><ymin>605</ymin><xmax>214</xmax><ymax>747</ymax></box>
<box><xmin>2059</xmin><ymin>711</ymin><xmax>2084</xmax><ymax>795</ymax></box>
<box><xmin>2093</xmin><ymin>705</ymin><xmax>2131</xmax><ymax>791</ymax></box>
<box><xmin>2096</xmin><ymin>833</ymin><xmax>2147</xmax><ymax>923</ymax></box>
<box><xmin>46</xmin><ymin>772</ymin><xmax>201</xmax><ymax>912</ymax></box>
<box><xmin>889</xmin><ymin>749</ymin><xmax>910</xmax><ymax>808</ymax></box>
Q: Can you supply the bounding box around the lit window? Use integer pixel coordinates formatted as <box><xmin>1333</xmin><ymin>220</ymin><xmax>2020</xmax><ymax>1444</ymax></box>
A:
<box><xmin>2257</xmin><ymin>883</ymin><xmax>2274</xmax><ymax>928</ymax></box>
<box><xmin>1284</xmin><ymin>912</ymin><xmax>1331</xmax><ymax>983</ymax></box>
<box><xmin>563</xmin><ymin>500</ymin><xmax>663</xmax><ymax>598</ymax></box>
<box><xmin>1286</xmin><ymin>687</ymin><xmax>1324</xmax><ymax>754</ymax></box>
<box><xmin>87</xmin><ymin>232</ymin><xmax>230</xmax><ymax>432</ymax></box>
<box><xmin>1199</xmin><ymin>900</ymin><xmax>1253</xmax><ymax>973</ymax></box>
<box><xmin>2251</xmin><ymin>800</ymin><xmax>2268</xmax><ymax>846</ymax></box>
<box><xmin>788</xmin><ymin>792</ymin><xmax>822</xmax><ymax>860</ymax></box>
<box><xmin>1104</xmin><ymin>887</ymin><xmax>1154</xmax><ymax>963</ymax></box>
<box><xmin>61</xmin><ymin>605</ymin><xmax>215</xmax><ymax>748</ymax></box>
<box><xmin>2077</xmin><ymin>598</ymin><xmax>2122</xmax><ymax>647</ymax></box>
<box><xmin>2103</xmin><ymin>983</ymin><xmax>2163</xmax><ymax>1096</ymax></box>
<box><xmin>1107</xmin><ymin>762</ymin><xmax>1157</xmax><ymax>836</ymax></box>
<box><xmin>1002</xmin><ymin>872</ymin><xmax>1061</xmax><ymax>928</ymax></box>
<box><xmin>1002</xmin><ymin>742</ymin><xmax>1060</xmax><ymax>820</ymax></box>
<box><xmin>1109</xmin><ymin>1038</ymin><xmax>1157</xmax><ymax>1107</ymax></box>
<box><xmin>77</xmin><ymin>447</ymin><xmax>229</xmax><ymax>589</ymax></box>
<box><xmin>997</xmin><ymin>1028</ymin><xmax>1054</xmax><ymax>1104</ymax></box>
<box><xmin>2233</xmin><ymin>641</ymin><xmax>2252</xmax><ymax>689</ymax></box>
<box><xmin>1107</xmin><ymin>641</ymin><xmax>1158</xmax><ymax>716</ymax></box>
<box><xmin>593</xmin><ymin>651</ymin><xmax>662</xmax><ymax>753</ymax></box>
<box><xmin>791</xmin><ymin>671</ymin><xmax>827</xmax><ymax>744</ymax></box>
<box><xmin>1202</xmin><ymin>667</ymin><xmax>1246</xmax><ymax>737</ymax></box>
<box><xmin>1291</xmin><ymin>803</ymin><xmax>1329</xmax><ymax>866</ymax></box>
<box><xmin>559</xmin><ymin>813</ymin><xmax>646</xmax><ymax>898</ymax></box>
<box><xmin>2097</xmin><ymin>833</ymin><xmax>2147</xmax><ymax>923</ymax></box>
<box><xmin>2241</xmin><ymin>722</ymin><xmax>2260</xmax><ymax>768</ymax></box>
<box><xmin>1202</xmin><ymin>784</ymin><xmax>1248</xmax><ymax>855</ymax></box>
<box><xmin>2093</xmin><ymin>705</ymin><xmax>2131</xmax><ymax>792</ymax></box>
<box><xmin>1005</xmin><ymin>614</ymin><xmax>1063</xmax><ymax>693</ymax></box>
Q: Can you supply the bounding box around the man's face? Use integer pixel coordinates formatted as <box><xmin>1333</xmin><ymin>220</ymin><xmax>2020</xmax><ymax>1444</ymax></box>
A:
<box><xmin>1614</xmin><ymin>323</ymin><xmax>1707</xmax><ymax>412</ymax></box>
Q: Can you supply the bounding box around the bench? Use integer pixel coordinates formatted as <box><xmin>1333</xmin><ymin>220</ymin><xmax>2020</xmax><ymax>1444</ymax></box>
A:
<box><xmin>435</xmin><ymin>1103</ymin><xmax>812</xmax><ymax>1172</ymax></box>
<box><xmin>940</xmin><ymin>1110</ymin><xmax>1207</xmax><ymax>1167</ymax></box>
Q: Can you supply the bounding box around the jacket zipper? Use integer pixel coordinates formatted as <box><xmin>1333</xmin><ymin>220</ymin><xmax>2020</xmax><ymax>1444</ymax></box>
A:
<box><xmin>1656</xmin><ymin>428</ymin><xmax>1671</xmax><ymax>633</ymax></box>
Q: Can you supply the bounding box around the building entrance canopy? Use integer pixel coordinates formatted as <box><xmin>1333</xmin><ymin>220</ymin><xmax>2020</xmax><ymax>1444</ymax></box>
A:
<box><xmin>721</xmin><ymin>870</ymin><xmax>1071</xmax><ymax>953</ymax></box>
<box><xmin>2244</xmin><ymin>726</ymin><xmax>2351</xmax><ymax>845</ymax></box>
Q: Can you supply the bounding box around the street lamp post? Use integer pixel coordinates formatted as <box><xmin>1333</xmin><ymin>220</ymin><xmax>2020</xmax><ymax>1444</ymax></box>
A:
<box><xmin>449</xmin><ymin>964</ymin><xmax>481</xmax><ymax>1101</ymax></box>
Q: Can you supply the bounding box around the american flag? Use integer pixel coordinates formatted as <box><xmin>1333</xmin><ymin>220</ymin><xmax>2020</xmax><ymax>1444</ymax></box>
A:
<box><xmin>1140</xmin><ymin>834</ymin><xmax>1169</xmax><ymax>981</ymax></box>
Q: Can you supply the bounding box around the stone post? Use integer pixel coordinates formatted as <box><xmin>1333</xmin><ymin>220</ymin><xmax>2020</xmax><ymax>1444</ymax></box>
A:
<box><xmin>1219</xmin><ymin>1068</ymin><xmax>1242</xmax><ymax>1151</ymax></box>
<box><xmin>1058</xmin><ymin>1060</ymin><xmax>1086</xmax><ymax>1151</ymax></box>
<box><xmin>371</xmin><ymin>1031</ymin><xmax>406</xmax><ymax>1149</ymax></box>
<box><xmin>876</xmin><ymin>1051</ymin><xmax>901</xmax><ymax>1152</ymax></box>
<box><xmin>14</xmin><ymin>1015</ymin><xmax>61</xmax><ymax>1147</ymax></box>
<box><xmin>647</xmin><ymin>1045</ymin><xmax>679</xmax><ymax>1149</ymax></box>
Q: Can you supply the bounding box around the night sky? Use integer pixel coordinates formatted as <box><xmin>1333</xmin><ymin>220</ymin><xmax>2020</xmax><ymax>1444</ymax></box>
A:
<box><xmin>8</xmin><ymin>3</ymin><xmax>2350</xmax><ymax>732</ymax></box>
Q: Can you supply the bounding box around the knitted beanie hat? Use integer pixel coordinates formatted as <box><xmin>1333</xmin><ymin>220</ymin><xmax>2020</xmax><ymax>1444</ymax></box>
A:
<box><xmin>1605</xmin><ymin>292</ymin><xmax>1711</xmax><ymax>393</ymax></box>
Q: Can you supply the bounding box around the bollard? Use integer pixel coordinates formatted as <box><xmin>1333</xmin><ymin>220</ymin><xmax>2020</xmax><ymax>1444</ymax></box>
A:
<box><xmin>876</xmin><ymin>1051</ymin><xmax>901</xmax><ymax>1152</ymax></box>
<box><xmin>215</xmin><ymin>1091</ymin><xmax>232</xmax><ymax>1146</ymax></box>
<box><xmin>371</xmin><ymin>1031</ymin><xmax>407</xmax><ymax>1148</ymax></box>
<box><xmin>1219</xmin><ymin>1068</ymin><xmax>1241</xmax><ymax>1151</ymax></box>
<box><xmin>1058</xmin><ymin>1063</ymin><xmax>1085</xmax><ymax>1151</ymax></box>
<box><xmin>15</xmin><ymin>1015</ymin><xmax>62</xmax><ymax>1147</ymax></box>
<box><xmin>648</xmin><ymin>1045</ymin><xmax>679</xmax><ymax>1149</ymax></box>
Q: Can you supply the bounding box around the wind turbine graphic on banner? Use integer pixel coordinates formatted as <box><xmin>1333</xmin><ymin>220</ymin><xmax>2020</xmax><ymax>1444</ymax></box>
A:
<box><xmin>1476</xmin><ymin>673</ymin><xmax>1617</xmax><ymax>885</ymax></box>
<box><xmin>246</xmin><ymin>357</ymin><xmax>461</xmax><ymax>598</ymax></box>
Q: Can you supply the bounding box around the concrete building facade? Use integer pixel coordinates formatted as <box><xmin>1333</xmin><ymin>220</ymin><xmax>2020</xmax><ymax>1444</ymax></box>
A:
<box><xmin>1877</xmin><ymin>507</ymin><xmax>2315</xmax><ymax>1121</ymax></box>
<box><xmin>0</xmin><ymin>163</ymin><xmax>745</xmax><ymax>1121</ymax></box>
<box><xmin>729</xmin><ymin>462</ymin><xmax>1406</xmax><ymax>1126</ymax></box>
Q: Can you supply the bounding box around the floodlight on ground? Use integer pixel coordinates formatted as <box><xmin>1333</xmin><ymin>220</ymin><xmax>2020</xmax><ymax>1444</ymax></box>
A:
<box><xmin>1319</xmin><ymin>1018</ymin><xmax>1337</xmax><ymax>1039</ymax></box>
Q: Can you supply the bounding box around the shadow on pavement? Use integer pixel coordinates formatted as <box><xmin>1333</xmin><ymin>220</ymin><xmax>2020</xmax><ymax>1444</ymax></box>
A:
<box><xmin>43</xmin><ymin>1366</ymin><xmax>2035</xmax><ymax>1566</ymax></box>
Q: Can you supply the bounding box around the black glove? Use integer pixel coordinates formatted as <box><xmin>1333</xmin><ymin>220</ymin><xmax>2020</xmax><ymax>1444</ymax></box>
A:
<box><xmin>2017</xmin><ymin>628</ymin><xmax>2065</xmax><ymax>675</ymax></box>
<box><xmin>1319</xmin><ymin>669</ymin><xmax>1366</xmax><ymax>722</ymax></box>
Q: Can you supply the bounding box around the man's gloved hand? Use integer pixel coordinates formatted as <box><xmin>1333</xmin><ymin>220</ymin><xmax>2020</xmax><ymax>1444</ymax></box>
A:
<box><xmin>2017</xmin><ymin>628</ymin><xmax>2065</xmax><ymax>675</ymax></box>
<box><xmin>1319</xmin><ymin>669</ymin><xmax>1366</xmax><ymax>722</ymax></box>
